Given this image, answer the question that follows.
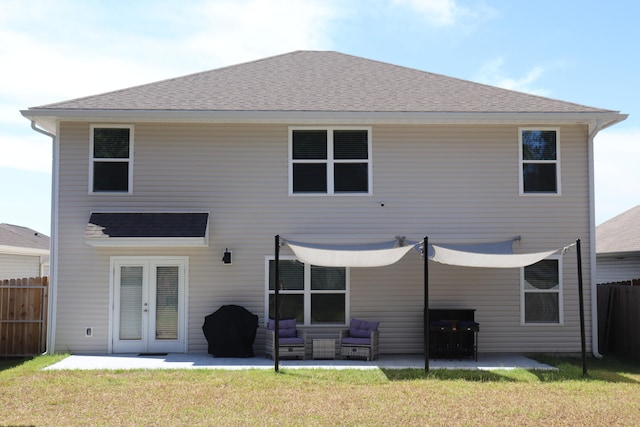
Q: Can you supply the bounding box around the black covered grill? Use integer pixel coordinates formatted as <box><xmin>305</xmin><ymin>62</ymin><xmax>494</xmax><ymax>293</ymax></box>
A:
<box><xmin>202</xmin><ymin>305</ymin><xmax>258</xmax><ymax>357</ymax></box>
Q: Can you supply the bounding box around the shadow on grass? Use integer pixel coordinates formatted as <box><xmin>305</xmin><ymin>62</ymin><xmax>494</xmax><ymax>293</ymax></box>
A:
<box><xmin>381</xmin><ymin>368</ymin><xmax>519</xmax><ymax>382</ymax></box>
<box><xmin>530</xmin><ymin>354</ymin><xmax>640</xmax><ymax>384</ymax></box>
<box><xmin>0</xmin><ymin>357</ymin><xmax>32</xmax><ymax>373</ymax></box>
<box><xmin>380</xmin><ymin>355</ymin><xmax>640</xmax><ymax>384</ymax></box>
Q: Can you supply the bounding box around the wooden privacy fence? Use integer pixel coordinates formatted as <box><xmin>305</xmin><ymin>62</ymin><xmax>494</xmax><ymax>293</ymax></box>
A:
<box><xmin>0</xmin><ymin>277</ymin><xmax>48</xmax><ymax>356</ymax></box>
<box><xmin>597</xmin><ymin>279</ymin><xmax>640</xmax><ymax>359</ymax></box>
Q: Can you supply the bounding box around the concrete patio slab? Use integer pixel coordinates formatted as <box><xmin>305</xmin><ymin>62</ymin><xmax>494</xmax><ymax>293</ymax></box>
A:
<box><xmin>44</xmin><ymin>353</ymin><xmax>557</xmax><ymax>371</ymax></box>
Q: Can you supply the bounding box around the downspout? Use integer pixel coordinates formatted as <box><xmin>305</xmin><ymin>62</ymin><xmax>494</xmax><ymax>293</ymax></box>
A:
<box><xmin>31</xmin><ymin>120</ymin><xmax>58</xmax><ymax>355</ymax></box>
<box><xmin>588</xmin><ymin>119</ymin><xmax>604</xmax><ymax>358</ymax></box>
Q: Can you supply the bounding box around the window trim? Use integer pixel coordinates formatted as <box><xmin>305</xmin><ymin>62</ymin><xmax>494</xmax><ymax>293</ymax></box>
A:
<box><xmin>288</xmin><ymin>126</ymin><xmax>373</xmax><ymax>196</ymax></box>
<box><xmin>520</xmin><ymin>254</ymin><xmax>564</xmax><ymax>325</ymax></box>
<box><xmin>89</xmin><ymin>124</ymin><xmax>134</xmax><ymax>195</ymax></box>
<box><xmin>265</xmin><ymin>256</ymin><xmax>351</xmax><ymax>326</ymax></box>
<box><xmin>518</xmin><ymin>127</ymin><xmax>561</xmax><ymax>196</ymax></box>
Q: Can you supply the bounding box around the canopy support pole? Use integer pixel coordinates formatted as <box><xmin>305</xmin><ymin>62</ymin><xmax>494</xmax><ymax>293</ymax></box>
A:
<box><xmin>274</xmin><ymin>235</ymin><xmax>280</xmax><ymax>372</ymax></box>
<box><xmin>576</xmin><ymin>238</ymin><xmax>588</xmax><ymax>376</ymax></box>
<box><xmin>424</xmin><ymin>236</ymin><xmax>429</xmax><ymax>372</ymax></box>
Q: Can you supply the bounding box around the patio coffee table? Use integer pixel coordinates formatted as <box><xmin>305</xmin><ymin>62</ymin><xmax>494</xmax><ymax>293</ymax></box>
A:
<box><xmin>312</xmin><ymin>339</ymin><xmax>336</xmax><ymax>360</ymax></box>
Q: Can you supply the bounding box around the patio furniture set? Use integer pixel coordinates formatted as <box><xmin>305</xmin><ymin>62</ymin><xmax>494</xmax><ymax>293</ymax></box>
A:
<box><xmin>266</xmin><ymin>318</ymin><xmax>380</xmax><ymax>361</ymax></box>
<box><xmin>203</xmin><ymin>305</ymin><xmax>479</xmax><ymax>362</ymax></box>
<box><xmin>265</xmin><ymin>313</ymin><xmax>480</xmax><ymax>361</ymax></box>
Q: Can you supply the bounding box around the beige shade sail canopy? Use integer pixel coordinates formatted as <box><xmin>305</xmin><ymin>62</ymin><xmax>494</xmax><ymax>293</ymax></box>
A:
<box><xmin>285</xmin><ymin>240</ymin><xmax>417</xmax><ymax>268</ymax></box>
<box><xmin>283</xmin><ymin>238</ymin><xmax>570</xmax><ymax>268</ymax></box>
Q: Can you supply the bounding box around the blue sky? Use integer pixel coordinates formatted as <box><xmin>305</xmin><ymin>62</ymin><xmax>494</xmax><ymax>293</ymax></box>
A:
<box><xmin>1</xmin><ymin>0</ymin><xmax>638</xmax><ymax>235</ymax></box>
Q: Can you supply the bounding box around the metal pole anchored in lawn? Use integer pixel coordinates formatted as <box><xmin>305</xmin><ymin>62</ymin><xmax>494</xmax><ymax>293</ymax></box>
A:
<box><xmin>424</xmin><ymin>236</ymin><xmax>429</xmax><ymax>372</ymax></box>
<box><xmin>274</xmin><ymin>235</ymin><xmax>280</xmax><ymax>372</ymax></box>
<box><xmin>576</xmin><ymin>239</ymin><xmax>587</xmax><ymax>376</ymax></box>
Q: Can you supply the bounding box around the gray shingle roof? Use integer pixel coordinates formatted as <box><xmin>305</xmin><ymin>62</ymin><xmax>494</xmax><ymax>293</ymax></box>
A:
<box><xmin>33</xmin><ymin>51</ymin><xmax>615</xmax><ymax>114</ymax></box>
<box><xmin>0</xmin><ymin>224</ymin><xmax>50</xmax><ymax>250</ymax></box>
<box><xmin>596</xmin><ymin>205</ymin><xmax>640</xmax><ymax>254</ymax></box>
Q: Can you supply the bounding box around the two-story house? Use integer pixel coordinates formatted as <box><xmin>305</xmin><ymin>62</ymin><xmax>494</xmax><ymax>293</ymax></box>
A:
<box><xmin>21</xmin><ymin>51</ymin><xmax>626</xmax><ymax>357</ymax></box>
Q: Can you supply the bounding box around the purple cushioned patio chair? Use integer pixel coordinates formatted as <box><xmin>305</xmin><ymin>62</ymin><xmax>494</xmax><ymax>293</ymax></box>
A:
<box><xmin>265</xmin><ymin>318</ymin><xmax>307</xmax><ymax>360</ymax></box>
<box><xmin>340</xmin><ymin>318</ymin><xmax>380</xmax><ymax>361</ymax></box>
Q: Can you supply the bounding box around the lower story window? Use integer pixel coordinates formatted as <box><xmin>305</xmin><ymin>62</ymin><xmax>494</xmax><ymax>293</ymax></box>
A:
<box><xmin>522</xmin><ymin>257</ymin><xmax>562</xmax><ymax>324</ymax></box>
<box><xmin>266</xmin><ymin>257</ymin><xmax>348</xmax><ymax>325</ymax></box>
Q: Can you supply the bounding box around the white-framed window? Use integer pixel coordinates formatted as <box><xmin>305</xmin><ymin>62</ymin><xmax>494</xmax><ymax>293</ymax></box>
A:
<box><xmin>521</xmin><ymin>255</ymin><xmax>563</xmax><ymax>324</ymax></box>
<box><xmin>265</xmin><ymin>256</ymin><xmax>349</xmax><ymax>326</ymax></box>
<box><xmin>519</xmin><ymin>128</ymin><xmax>560</xmax><ymax>195</ymax></box>
<box><xmin>289</xmin><ymin>126</ymin><xmax>372</xmax><ymax>195</ymax></box>
<box><xmin>90</xmin><ymin>124</ymin><xmax>134</xmax><ymax>194</ymax></box>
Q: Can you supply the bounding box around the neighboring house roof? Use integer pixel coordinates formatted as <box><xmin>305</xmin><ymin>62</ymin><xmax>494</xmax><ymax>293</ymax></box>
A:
<box><xmin>596</xmin><ymin>205</ymin><xmax>640</xmax><ymax>254</ymax></box>
<box><xmin>22</xmin><ymin>51</ymin><xmax>626</xmax><ymax>132</ymax></box>
<box><xmin>0</xmin><ymin>223</ymin><xmax>50</xmax><ymax>254</ymax></box>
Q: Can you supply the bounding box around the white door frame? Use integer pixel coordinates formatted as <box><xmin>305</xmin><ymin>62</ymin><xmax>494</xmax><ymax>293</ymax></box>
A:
<box><xmin>109</xmin><ymin>256</ymin><xmax>189</xmax><ymax>353</ymax></box>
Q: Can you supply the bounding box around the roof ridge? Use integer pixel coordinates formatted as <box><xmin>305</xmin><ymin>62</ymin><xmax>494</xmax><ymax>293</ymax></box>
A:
<box><xmin>0</xmin><ymin>223</ymin><xmax>49</xmax><ymax>249</ymax></box>
<box><xmin>596</xmin><ymin>205</ymin><xmax>640</xmax><ymax>253</ymax></box>
<box><xmin>26</xmin><ymin>50</ymin><xmax>623</xmax><ymax>115</ymax></box>
<box><xmin>34</xmin><ymin>51</ymin><xmax>316</xmax><ymax>110</ymax></box>
<box><xmin>343</xmin><ymin>51</ymin><xmax>617</xmax><ymax>113</ymax></box>
<box><xmin>597</xmin><ymin>204</ymin><xmax>640</xmax><ymax>228</ymax></box>
<box><xmin>0</xmin><ymin>223</ymin><xmax>42</xmax><ymax>235</ymax></box>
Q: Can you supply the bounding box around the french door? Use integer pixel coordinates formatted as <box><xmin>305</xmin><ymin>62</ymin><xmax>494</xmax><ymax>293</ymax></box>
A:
<box><xmin>111</xmin><ymin>257</ymin><xmax>187</xmax><ymax>353</ymax></box>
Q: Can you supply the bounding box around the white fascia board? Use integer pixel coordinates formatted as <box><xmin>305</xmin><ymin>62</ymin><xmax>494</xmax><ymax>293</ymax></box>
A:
<box><xmin>596</xmin><ymin>251</ymin><xmax>640</xmax><ymax>259</ymax></box>
<box><xmin>0</xmin><ymin>245</ymin><xmax>49</xmax><ymax>256</ymax></box>
<box><xmin>22</xmin><ymin>109</ymin><xmax>628</xmax><ymax>129</ymax></box>
<box><xmin>84</xmin><ymin>237</ymin><xmax>208</xmax><ymax>247</ymax></box>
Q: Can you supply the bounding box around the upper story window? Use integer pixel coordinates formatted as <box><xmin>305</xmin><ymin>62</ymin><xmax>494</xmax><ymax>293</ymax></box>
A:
<box><xmin>521</xmin><ymin>256</ymin><xmax>563</xmax><ymax>324</ymax></box>
<box><xmin>289</xmin><ymin>127</ymin><xmax>372</xmax><ymax>195</ymax></box>
<box><xmin>90</xmin><ymin>125</ymin><xmax>133</xmax><ymax>194</ymax></box>
<box><xmin>519</xmin><ymin>128</ymin><xmax>560</xmax><ymax>195</ymax></box>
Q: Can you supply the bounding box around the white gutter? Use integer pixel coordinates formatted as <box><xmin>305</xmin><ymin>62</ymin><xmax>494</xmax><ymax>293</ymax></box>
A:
<box><xmin>588</xmin><ymin>119</ymin><xmax>605</xmax><ymax>358</ymax></box>
<box><xmin>30</xmin><ymin>119</ymin><xmax>56</xmax><ymax>137</ymax></box>
<box><xmin>31</xmin><ymin>120</ymin><xmax>58</xmax><ymax>355</ymax></box>
<box><xmin>0</xmin><ymin>245</ymin><xmax>49</xmax><ymax>256</ymax></box>
<box><xmin>22</xmin><ymin>109</ymin><xmax>628</xmax><ymax>130</ymax></box>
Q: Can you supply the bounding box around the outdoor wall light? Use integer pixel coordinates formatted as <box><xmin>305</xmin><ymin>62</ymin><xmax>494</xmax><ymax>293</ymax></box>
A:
<box><xmin>222</xmin><ymin>248</ymin><xmax>232</xmax><ymax>265</ymax></box>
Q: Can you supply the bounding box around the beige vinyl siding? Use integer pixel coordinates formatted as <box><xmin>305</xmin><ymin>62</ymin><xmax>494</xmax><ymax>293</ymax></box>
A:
<box><xmin>596</xmin><ymin>255</ymin><xmax>640</xmax><ymax>283</ymax></box>
<box><xmin>0</xmin><ymin>254</ymin><xmax>42</xmax><ymax>280</ymax></box>
<box><xmin>54</xmin><ymin>121</ymin><xmax>592</xmax><ymax>355</ymax></box>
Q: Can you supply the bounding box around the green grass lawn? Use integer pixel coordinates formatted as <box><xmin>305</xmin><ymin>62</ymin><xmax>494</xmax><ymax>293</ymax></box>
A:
<box><xmin>1</xmin><ymin>354</ymin><xmax>639</xmax><ymax>426</ymax></box>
